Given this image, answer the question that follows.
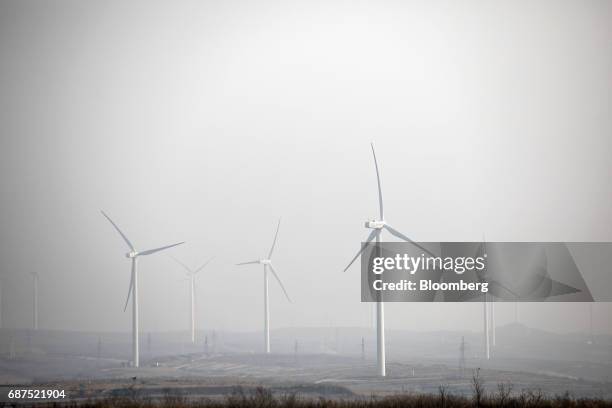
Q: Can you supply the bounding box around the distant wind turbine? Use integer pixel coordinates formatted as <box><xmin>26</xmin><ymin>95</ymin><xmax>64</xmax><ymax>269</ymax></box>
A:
<box><xmin>491</xmin><ymin>300</ymin><xmax>496</xmax><ymax>347</ymax></box>
<box><xmin>0</xmin><ymin>277</ymin><xmax>3</xmax><ymax>329</ymax></box>
<box><xmin>237</xmin><ymin>219</ymin><xmax>292</xmax><ymax>353</ymax></box>
<box><xmin>31</xmin><ymin>272</ymin><xmax>39</xmax><ymax>330</ymax></box>
<box><xmin>170</xmin><ymin>255</ymin><xmax>214</xmax><ymax>344</ymax></box>
<box><xmin>478</xmin><ymin>239</ymin><xmax>490</xmax><ymax>360</ymax></box>
<box><xmin>101</xmin><ymin>211</ymin><xmax>184</xmax><ymax>368</ymax></box>
<box><xmin>484</xmin><ymin>292</ymin><xmax>490</xmax><ymax>360</ymax></box>
<box><xmin>588</xmin><ymin>303</ymin><xmax>594</xmax><ymax>344</ymax></box>
<box><xmin>474</xmin><ymin>238</ymin><xmax>510</xmax><ymax>360</ymax></box>
<box><xmin>344</xmin><ymin>142</ymin><xmax>435</xmax><ymax>377</ymax></box>
<box><xmin>514</xmin><ymin>297</ymin><xmax>519</xmax><ymax>323</ymax></box>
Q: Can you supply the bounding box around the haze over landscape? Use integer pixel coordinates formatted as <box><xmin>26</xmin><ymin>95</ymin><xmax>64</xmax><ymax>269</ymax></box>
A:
<box><xmin>0</xmin><ymin>0</ymin><xmax>611</xmax><ymax>403</ymax></box>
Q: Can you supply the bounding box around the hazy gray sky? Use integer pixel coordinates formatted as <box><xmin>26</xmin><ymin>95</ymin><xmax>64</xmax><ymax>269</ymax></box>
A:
<box><xmin>0</xmin><ymin>0</ymin><xmax>611</xmax><ymax>335</ymax></box>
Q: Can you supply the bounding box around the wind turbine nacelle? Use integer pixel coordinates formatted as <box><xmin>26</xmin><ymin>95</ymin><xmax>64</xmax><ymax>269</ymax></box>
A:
<box><xmin>260</xmin><ymin>259</ymin><xmax>272</xmax><ymax>265</ymax></box>
<box><xmin>126</xmin><ymin>251</ymin><xmax>138</xmax><ymax>259</ymax></box>
<box><xmin>365</xmin><ymin>220</ymin><xmax>385</xmax><ymax>229</ymax></box>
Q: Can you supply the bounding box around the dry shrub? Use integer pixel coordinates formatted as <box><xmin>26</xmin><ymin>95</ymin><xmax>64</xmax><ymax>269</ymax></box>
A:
<box><xmin>35</xmin><ymin>384</ymin><xmax>612</xmax><ymax>408</ymax></box>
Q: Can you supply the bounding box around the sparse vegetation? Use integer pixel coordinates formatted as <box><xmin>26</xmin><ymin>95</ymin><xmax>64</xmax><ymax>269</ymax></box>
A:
<box><xmin>12</xmin><ymin>381</ymin><xmax>612</xmax><ymax>408</ymax></box>
<box><xmin>472</xmin><ymin>368</ymin><xmax>484</xmax><ymax>408</ymax></box>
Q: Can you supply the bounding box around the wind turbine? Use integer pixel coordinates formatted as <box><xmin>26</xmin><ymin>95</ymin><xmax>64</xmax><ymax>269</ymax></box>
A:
<box><xmin>101</xmin><ymin>211</ymin><xmax>184</xmax><ymax>368</ymax></box>
<box><xmin>170</xmin><ymin>255</ymin><xmax>214</xmax><ymax>344</ymax></box>
<box><xmin>344</xmin><ymin>142</ymin><xmax>435</xmax><ymax>377</ymax></box>
<box><xmin>31</xmin><ymin>272</ymin><xmax>39</xmax><ymax>330</ymax></box>
<box><xmin>483</xmin><ymin>292</ymin><xmax>490</xmax><ymax>360</ymax></box>
<box><xmin>473</xmin><ymin>239</ymin><xmax>516</xmax><ymax>359</ymax></box>
<box><xmin>236</xmin><ymin>219</ymin><xmax>292</xmax><ymax>353</ymax></box>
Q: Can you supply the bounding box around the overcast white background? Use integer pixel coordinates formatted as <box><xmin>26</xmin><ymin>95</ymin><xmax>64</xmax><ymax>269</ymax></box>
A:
<box><xmin>0</xmin><ymin>0</ymin><xmax>610</xmax><ymax>335</ymax></box>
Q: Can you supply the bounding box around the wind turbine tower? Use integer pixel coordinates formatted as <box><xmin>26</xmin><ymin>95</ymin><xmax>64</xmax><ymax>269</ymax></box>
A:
<box><xmin>101</xmin><ymin>211</ymin><xmax>184</xmax><ymax>368</ymax></box>
<box><xmin>491</xmin><ymin>301</ymin><xmax>496</xmax><ymax>347</ymax></box>
<box><xmin>484</xmin><ymin>293</ymin><xmax>490</xmax><ymax>360</ymax></box>
<box><xmin>589</xmin><ymin>303</ymin><xmax>594</xmax><ymax>344</ymax></box>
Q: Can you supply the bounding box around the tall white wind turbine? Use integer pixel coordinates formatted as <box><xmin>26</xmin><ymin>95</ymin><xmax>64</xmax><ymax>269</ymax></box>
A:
<box><xmin>236</xmin><ymin>219</ymin><xmax>292</xmax><ymax>354</ymax></box>
<box><xmin>102</xmin><ymin>211</ymin><xmax>184</xmax><ymax>368</ymax></box>
<box><xmin>31</xmin><ymin>272</ymin><xmax>39</xmax><ymax>330</ymax></box>
<box><xmin>170</xmin><ymin>256</ymin><xmax>214</xmax><ymax>344</ymax></box>
<box><xmin>344</xmin><ymin>142</ymin><xmax>435</xmax><ymax>377</ymax></box>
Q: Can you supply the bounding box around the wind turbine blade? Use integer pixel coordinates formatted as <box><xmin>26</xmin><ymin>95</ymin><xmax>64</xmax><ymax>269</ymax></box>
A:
<box><xmin>268</xmin><ymin>218</ymin><xmax>281</xmax><ymax>259</ymax></box>
<box><xmin>383</xmin><ymin>225</ymin><xmax>438</xmax><ymax>257</ymax></box>
<box><xmin>139</xmin><ymin>242</ymin><xmax>185</xmax><ymax>256</ymax></box>
<box><xmin>268</xmin><ymin>263</ymin><xmax>292</xmax><ymax>303</ymax></box>
<box><xmin>370</xmin><ymin>142</ymin><xmax>384</xmax><ymax>220</ymax></box>
<box><xmin>169</xmin><ymin>255</ymin><xmax>193</xmax><ymax>276</ymax></box>
<box><xmin>194</xmin><ymin>257</ymin><xmax>214</xmax><ymax>274</ymax></box>
<box><xmin>101</xmin><ymin>211</ymin><xmax>135</xmax><ymax>251</ymax></box>
<box><xmin>123</xmin><ymin>261</ymin><xmax>135</xmax><ymax>312</ymax></box>
<box><xmin>473</xmin><ymin>240</ymin><xmax>519</xmax><ymax>299</ymax></box>
<box><xmin>343</xmin><ymin>229</ymin><xmax>378</xmax><ymax>272</ymax></box>
<box><xmin>236</xmin><ymin>260</ymin><xmax>259</xmax><ymax>265</ymax></box>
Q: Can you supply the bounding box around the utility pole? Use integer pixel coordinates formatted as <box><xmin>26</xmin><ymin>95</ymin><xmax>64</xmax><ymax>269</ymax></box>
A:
<box><xmin>27</xmin><ymin>330</ymin><xmax>32</xmax><ymax>353</ymax></box>
<box><xmin>9</xmin><ymin>335</ymin><xmax>15</xmax><ymax>359</ymax></box>
<box><xmin>335</xmin><ymin>327</ymin><xmax>339</xmax><ymax>353</ymax></box>
<box><xmin>0</xmin><ymin>277</ymin><xmax>3</xmax><ymax>329</ymax></box>
<box><xmin>361</xmin><ymin>337</ymin><xmax>365</xmax><ymax>362</ymax></box>
<box><xmin>459</xmin><ymin>336</ymin><xmax>466</xmax><ymax>377</ymax></box>
<box><xmin>514</xmin><ymin>294</ymin><xmax>520</xmax><ymax>324</ymax></box>
<box><xmin>515</xmin><ymin>300</ymin><xmax>518</xmax><ymax>323</ymax></box>
<box><xmin>204</xmin><ymin>335</ymin><xmax>209</xmax><ymax>356</ymax></box>
<box><xmin>32</xmin><ymin>273</ymin><xmax>39</xmax><ymax>330</ymax></box>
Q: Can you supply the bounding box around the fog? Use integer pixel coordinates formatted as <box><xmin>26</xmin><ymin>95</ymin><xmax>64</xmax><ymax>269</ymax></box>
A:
<box><xmin>0</xmin><ymin>0</ymin><xmax>611</xmax><ymax>336</ymax></box>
